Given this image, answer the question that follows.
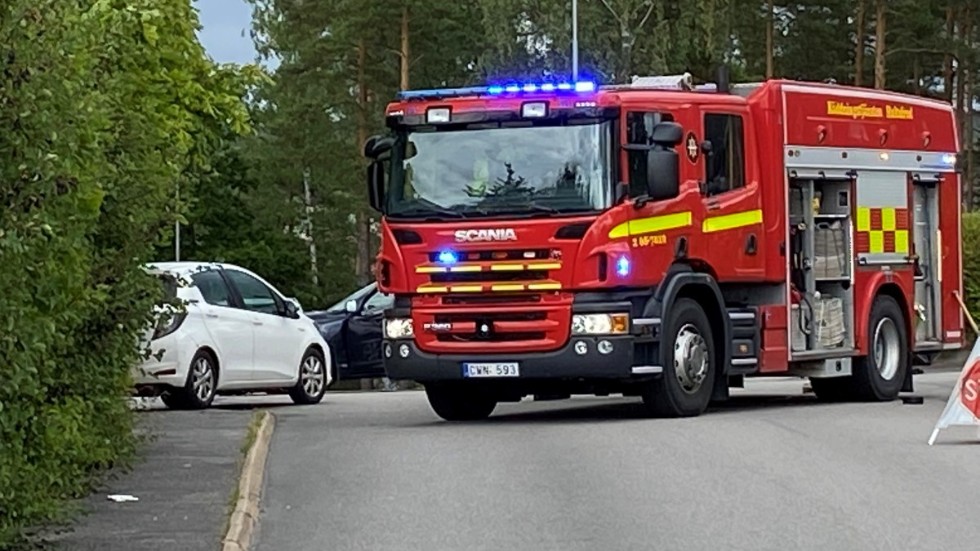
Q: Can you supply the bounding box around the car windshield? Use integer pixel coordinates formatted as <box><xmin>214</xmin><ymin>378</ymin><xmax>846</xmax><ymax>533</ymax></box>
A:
<box><xmin>387</xmin><ymin>120</ymin><xmax>614</xmax><ymax>219</ymax></box>
<box><xmin>325</xmin><ymin>283</ymin><xmax>376</xmax><ymax>314</ymax></box>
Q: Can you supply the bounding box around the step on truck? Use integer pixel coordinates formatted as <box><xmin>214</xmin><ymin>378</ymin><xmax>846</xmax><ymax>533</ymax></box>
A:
<box><xmin>362</xmin><ymin>71</ymin><xmax>965</xmax><ymax>421</ymax></box>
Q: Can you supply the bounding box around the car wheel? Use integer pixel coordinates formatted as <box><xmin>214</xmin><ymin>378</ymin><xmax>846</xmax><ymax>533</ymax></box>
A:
<box><xmin>170</xmin><ymin>349</ymin><xmax>218</xmax><ymax>410</ymax></box>
<box><xmin>289</xmin><ymin>347</ymin><xmax>327</xmax><ymax>405</ymax></box>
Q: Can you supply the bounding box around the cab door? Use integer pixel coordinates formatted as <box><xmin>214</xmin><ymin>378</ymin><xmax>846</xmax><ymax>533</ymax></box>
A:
<box><xmin>694</xmin><ymin>107</ymin><xmax>764</xmax><ymax>279</ymax></box>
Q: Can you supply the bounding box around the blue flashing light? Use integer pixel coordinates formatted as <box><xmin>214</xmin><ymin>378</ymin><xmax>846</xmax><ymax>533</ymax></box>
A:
<box><xmin>396</xmin><ymin>80</ymin><xmax>597</xmax><ymax>100</ymax></box>
<box><xmin>942</xmin><ymin>153</ymin><xmax>957</xmax><ymax>165</ymax></box>
<box><xmin>437</xmin><ymin>250</ymin><xmax>459</xmax><ymax>265</ymax></box>
<box><xmin>616</xmin><ymin>256</ymin><xmax>631</xmax><ymax>277</ymax></box>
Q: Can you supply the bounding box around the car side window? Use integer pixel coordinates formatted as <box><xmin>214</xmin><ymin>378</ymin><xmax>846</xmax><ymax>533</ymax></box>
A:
<box><xmin>191</xmin><ymin>270</ymin><xmax>233</xmax><ymax>307</ymax></box>
<box><xmin>361</xmin><ymin>293</ymin><xmax>395</xmax><ymax>314</ymax></box>
<box><xmin>362</xmin><ymin>291</ymin><xmax>393</xmax><ymax>315</ymax></box>
<box><xmin>703</xmin><ymin>113</ymin><xmax>745</xmax><ymax>196</ymax></box>
<box><xmin>224</xmin><ymin>270</ymin><xmax>281</xmax><ymax>315</ymax></box>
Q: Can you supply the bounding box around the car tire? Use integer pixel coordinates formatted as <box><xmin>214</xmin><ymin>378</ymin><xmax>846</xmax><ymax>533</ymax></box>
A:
<box><xmin>640</xmin><ymin>297</ymin><xmax>716</xmax><ymax>418</ymax></box>
<box><xmin>289</xmin><ymin>347</ymin><xmax>328</xmax><ymax>405</ymax></box>
<box><xmin>168</xmin><ymin>349</ymin><xmax>218</xmax><ymax>410</ymax></box>
<box><xmin>424</xmin><ymin>383</ymin><xmax>497</xmax><ymax>421</ymax></box>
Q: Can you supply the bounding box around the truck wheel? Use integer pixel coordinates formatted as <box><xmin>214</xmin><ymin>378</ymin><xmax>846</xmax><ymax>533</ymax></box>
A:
<box><xmin>424</xmin><ymin>383</ymin><xmax>497</xmax><ymax>421</ymax></box>
<box><xmin>641</xmin><ymin>297</ymin><xmax>716</xmax><ymax>418</ymax></box>
<box><xmin>851</xmin><ymin>295</ymin><xmax>909</xmax><ymax>401</ymax></box>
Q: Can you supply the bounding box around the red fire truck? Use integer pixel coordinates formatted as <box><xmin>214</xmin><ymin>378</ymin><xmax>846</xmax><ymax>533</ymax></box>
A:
<box><xmin>362</xmin><ymin>71</ymin><xmax>964</xmax><ymax>421</ymax></box>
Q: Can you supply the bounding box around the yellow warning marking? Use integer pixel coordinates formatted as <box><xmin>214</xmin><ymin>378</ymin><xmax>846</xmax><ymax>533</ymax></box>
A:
<box><xmin>882</xmin><ymin>208</ymin><xmax>896</xmax><ymax>231</ymax></box>
<box><xmin>448</xmin><ymin>265</ymin><xmax>482</xmax><ymax>272</ymax></box>
<box><xmin>702</xmin><ymin>209</ymin><xmax>763</xmax><ymax>233</ymax></box>
<box><xmin>416</xmin><ymin>266</ymin><xmax>446</xmax><ymax>274</ymax></box>
<box><xmin>869</xmin><ymin>230</ymin><xmax>884</xmax><ymax>253</ymax></box>
<box><xmin>490</xmin><ymin>264</ymin><xmax>526</xmax><ymax>271</ymax></box>
<box><xmin>608</xmin><ymin>212</ymin><xmax>692</xmax><ymax>239</ymax></box>
<box><xmin>491</xmin><ymin>283</ymin><xmax>525</xmax><ymax>292</ymax></box>
<box><xmin>527</xmin><ymin>282</ymin><xmax>561</xmax><ymax>291</ymax></box>
<box><xmin>894</xmin><ymin>230</ymin><xmax>909</xmax><ymax>254</ymax></box>
<box><xmin>416</xmin><ymin>285</ymin><xmax>448</xmax><ymax>293</ymax></box>
<box><xmin>526</xmin><ymin>262</ymin><xmax>562</xmax><ymax>270</ymax></box>
<box><xmin>856</xmin><ymin>207</ymin><xmax>871</xmax><ymax>232</ymax></box>
<box><xmin>449</xmin><ymin>285</ymin><xmax>483</xmax><ymax>293</ymax></box>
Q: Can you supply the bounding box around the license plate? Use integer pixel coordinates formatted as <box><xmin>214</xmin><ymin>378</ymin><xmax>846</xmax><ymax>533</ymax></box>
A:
<box><xmin>462</xmin><ymin>362</ymin><xmax>520</xmax><ymax>378</ymax></box>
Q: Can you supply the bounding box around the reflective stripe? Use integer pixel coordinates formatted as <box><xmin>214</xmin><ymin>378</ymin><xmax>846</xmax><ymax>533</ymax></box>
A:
<box><xmin>702</xmin><ymin>209</ymin><xmax>763</xmax><ymax>233</ymax></box>
<box><xmin>608</xmin><ymin>212</ymin><xmax>692</xmax><ymax>239</ymax></box>
<box><xmin>855</xmin><ymin>206</ymin><xmax>909</xmax><ymax>254</ymax></box>
<box><xmin>526</xmin><ymin>262</ymin><xmax>562</xmax><ymax>270</ymax></box>
<box><xmin>448</xmin><ymin>265</ymin><xmax>482</xmax><ymax>272</ymax></box>
<box><xmin>491</xmin><ymin>283</ymin><xmax>525</xmax><ymax>292</ymax></box>
<box><xmin>417</xmin><ymin>285</ymin><xmax>448</xmax><ymax>293</ymax></box>
<box><xmin>527</xmin><ymin>282</ymin><xmax>562</xmax><ymax>291</ymax></box>
<box><xmin>450</xmin><ymin>285</ymin><xmax>483</xmax><ymax>293</ymax></box>
<box><xmin>416</xmin><ymin>266</ymin><xmax>446</xmax><ymax>274</ymax></box>
<box><xmin>490</xmin><ymin>264</ymin><xmax>526</xmax><ymax>271</ymax></box>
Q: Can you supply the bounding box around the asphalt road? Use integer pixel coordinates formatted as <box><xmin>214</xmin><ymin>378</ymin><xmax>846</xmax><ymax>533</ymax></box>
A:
<box><xmin>251</xmin><ymin>366</ymin><xmax>980</xmax><ymax>551</ymax></box>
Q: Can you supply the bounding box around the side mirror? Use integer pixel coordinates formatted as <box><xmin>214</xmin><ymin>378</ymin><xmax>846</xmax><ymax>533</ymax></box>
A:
<box><xmin>284</xmin><ymin>300</ymin><xmax>301</xmax><ymax>319</ymax></box>
<box><xmin>646</xmin><ymin>149</ymin><xmax>680</xmax><ymax>200</ymax></box>
<box><xmin>644</xmin><ymin>122</ymin><xmax>683</xmax><ymax>201</ymax></box>
<box><xmin>363</xmin><ymin>134</ymin><xmax>394</xmax><ymax>159</ymax></box>
<box><xmin>344</xmin><ymin>299</ymin><xmax>358</xmax><ymax>314</ymax></box>
<box><xmin>367</xmin><ymin>161</ymin><xmax>385</xmax><ymax>212</ymax></box>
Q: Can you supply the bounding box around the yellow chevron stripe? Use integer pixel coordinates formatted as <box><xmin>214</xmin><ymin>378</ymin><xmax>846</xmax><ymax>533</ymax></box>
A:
<box><xmin>608</xmin><ymin>211</ymin><xmax>692</xmax><ymax>239</ymax></box>
<box><xmin>702</xmin><ymin>209</ymin><xmax>763</xmax><ymax>233</ymax></box>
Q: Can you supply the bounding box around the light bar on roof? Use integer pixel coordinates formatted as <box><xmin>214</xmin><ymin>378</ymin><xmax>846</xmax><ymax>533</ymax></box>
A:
<box><xmin>396</xmin><ymin>80</ymin><xmax>598</xmax><ymax>100</ymax></box>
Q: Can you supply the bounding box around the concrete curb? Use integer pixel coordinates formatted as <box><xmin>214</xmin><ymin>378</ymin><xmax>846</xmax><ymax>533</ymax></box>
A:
<box><xmin>222</xmin><ymin>410</ymin><xmax>275</xmax><ymax>551</ymax></box>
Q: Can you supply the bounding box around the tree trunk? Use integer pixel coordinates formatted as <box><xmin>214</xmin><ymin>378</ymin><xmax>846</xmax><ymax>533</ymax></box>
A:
<box><xmin>873</xmin><ymin>0</ymin><xmax>886</xmax><ymax>90</ymax></box>
<box><xmin>354</xmin><ymin>39</ymin><xmax>372</xmax><ymax>286</ymax></box>
<box><xmin>400</xmin><ymin>3</ymin><xmax>410</xmax><ymax>90</ymax></box>
<box><xmin>943</xmin><ymin>6</ymin><xmax>955</xmax><ymax>102</ymax></box>
<box><xmin>302</xmin><ymin>168</ymin><xmax>318</xmax><ymax>286</ymax></box>
<box><xmin>765</xmin><ymin>0</ymin><xmax>775</xmax><ymax>78</ymax></box>
<box><xmin>962</xmin><ymin>9</ymin><xmax>974</xmax><ymax>210</ymax></box>
<box><xmin>912</xmin><ymin>56</ymin><xmax>921</xmax><ymax>96</ymax></box>
<box><xmin>854</xmin><ymin>0</ymin><xmax>865</xmax><ymax>86</ymax></box>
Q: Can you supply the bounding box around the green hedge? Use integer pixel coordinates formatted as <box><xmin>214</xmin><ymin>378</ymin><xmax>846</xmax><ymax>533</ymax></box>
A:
<box><xmin>962</xmin><ymin>212</ymin><xmax>980</xmax><ymax>327</ymax></box>
<box><xmin>0</xmin><ymin>2</ymin><xmax>254</xmax><ymax>547</ymax></box>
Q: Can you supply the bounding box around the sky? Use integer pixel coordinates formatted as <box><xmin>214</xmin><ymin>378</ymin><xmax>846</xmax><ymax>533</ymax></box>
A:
<box><xmin>195</xmin><ymin>0</ymin><xmax>258</xmax><ymax>65</ymax></box>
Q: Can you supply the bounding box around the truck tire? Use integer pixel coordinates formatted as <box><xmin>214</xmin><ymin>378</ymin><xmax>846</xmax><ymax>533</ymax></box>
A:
<box><xmin>641</xmin><ymin>297</ymin><xmax>716</xmax><ymax>417</ymax></box>
<box><xmin>424</xmin><ymin>383</ymin><xmax>497</xmax><ymax>421</ymax></box>
<box><xmin>851</xmin><ymin>294</ymin><xmax>909</xmax><ymax>401</ymax></box>
<box><xmin>810</xmin><ymin>295</ymin><xmax>909</xmax><ymax>402</ymax></box>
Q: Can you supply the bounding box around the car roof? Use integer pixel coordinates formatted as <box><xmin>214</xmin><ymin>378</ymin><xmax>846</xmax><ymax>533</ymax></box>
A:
<box><xmin>146</xmin><ymin>261</ymin><xmax>242</xmax><ymax>277</ymax></box>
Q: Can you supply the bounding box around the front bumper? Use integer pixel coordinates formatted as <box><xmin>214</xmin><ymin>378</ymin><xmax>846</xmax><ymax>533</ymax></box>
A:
<box><xmin>382</xmin><ymin>335</ymin><xmax>637</xmax><ymax>381</ymax></box>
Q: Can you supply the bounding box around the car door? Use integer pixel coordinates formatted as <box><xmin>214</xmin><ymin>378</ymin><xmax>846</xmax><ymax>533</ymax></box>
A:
<box><xmin>189</xmin><ymin>269</ymin><xmax>254</xmax><ymax>386</ymax></box>
<box><xmin>344</xmin><ymin>288</ymin><xmax>392</xmax><ymax>378</ymax></box>
<box><xmin>223</xmin><ymin>268</ymin><xmax>307</xmax><ymax>383</ymax></box>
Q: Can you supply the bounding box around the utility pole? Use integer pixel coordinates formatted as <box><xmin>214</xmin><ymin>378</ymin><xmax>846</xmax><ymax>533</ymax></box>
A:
<box><xmin>572</xmin><ymin>0</ymin><xmax>579</xmax><ymax>80</ymax></box>
<box><xmin>174</xmin><ymin>182</ymin><xmax>180</xmax><ymax>261</ymax></box>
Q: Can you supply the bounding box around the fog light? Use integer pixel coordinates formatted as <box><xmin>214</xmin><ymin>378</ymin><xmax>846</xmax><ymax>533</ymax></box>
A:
<box><xmin>574</xmin><ymin>341</ymin><xmax>588</xmax><ymax>355</ymax></box>
<box><xmin>598</xmin><ymin>340</ymin><xmax>614</xmax><ymax>355</ymax></box>
<box><xmin>384</xmin><ymin>343</ymin><xmax>392</xmax><ymax>358</ymax></box>
<box><xmin>399</xmin><ymin>344</ymin><xmax>410</xmax><ymax>358</ymax></box>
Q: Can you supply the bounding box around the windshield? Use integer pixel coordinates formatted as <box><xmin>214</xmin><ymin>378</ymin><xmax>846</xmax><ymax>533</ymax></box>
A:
<box><xmin>387</xmin><ymin>120</ymin><xmax>614</xmax><ymax>219</ymax></box>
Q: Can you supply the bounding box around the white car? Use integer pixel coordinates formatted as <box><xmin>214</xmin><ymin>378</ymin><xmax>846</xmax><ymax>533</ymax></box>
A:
<box><xmin>135</xmin><ymin>261</ymin><xmax>333</xmax><ymax>409</ymax></box>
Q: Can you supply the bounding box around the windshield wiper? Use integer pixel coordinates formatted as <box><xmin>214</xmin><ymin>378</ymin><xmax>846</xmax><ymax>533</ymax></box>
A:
<box><xmin>389</xmin><ymin>205</ymin><xmax>464</xmax><ymax>219</ymax></box>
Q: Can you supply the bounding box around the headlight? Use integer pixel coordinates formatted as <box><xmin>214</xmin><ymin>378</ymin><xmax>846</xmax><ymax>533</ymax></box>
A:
<box><xmin>572</xmin><ymin>313</ymin><xmax>629</xmax><ymax>335</ymax></box>
<box><xmin>384</xmin><ymin>318</ymin><xmax>414</xmax><ymax>339</ymax></box>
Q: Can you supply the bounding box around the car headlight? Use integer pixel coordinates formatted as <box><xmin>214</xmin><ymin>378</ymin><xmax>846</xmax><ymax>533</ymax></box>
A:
<box><xmin>571</xmin><ymin>313</ymin><xmax>629</xmax><ymax>335</ymax></box>
<box><xmin>384</xmin><ymin>318</ymin><xmax>414</xmax><ymax>339</ymax></box>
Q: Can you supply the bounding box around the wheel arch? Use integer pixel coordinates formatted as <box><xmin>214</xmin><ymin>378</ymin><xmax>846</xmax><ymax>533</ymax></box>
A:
<box><xmin>855</xmin><ymin>277</ymin><xmax>913</xmax><ymax>354</ymax></box>
<box><xmin>303</xmin><ymin>342</ymin><xmax>333</xmax><ymax>386</ymax></box>
<box><xmin>643</xmin><ymin>263</ymin><xmax>731</xmax><ymax>399</ymax></box>
<box><xmin>195</xmin><ymin>346</ymin><xmax>220</xmax><ymax>385</ymax></box>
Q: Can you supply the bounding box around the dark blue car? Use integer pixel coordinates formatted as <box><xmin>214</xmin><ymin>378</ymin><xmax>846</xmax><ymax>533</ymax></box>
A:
<box><xmin>306</xmin><ymin>282</ymin><xmax>392</xmax><ymax>381</ymax></box>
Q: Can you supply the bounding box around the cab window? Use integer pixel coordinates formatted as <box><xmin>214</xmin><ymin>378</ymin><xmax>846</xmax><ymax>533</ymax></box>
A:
<box><xmin>703</xmin><ymin>113</ymin><xmax>745</xmax><ymax>196</ymax></box>
<box><xmin>626</xmin><ymin>111</ymin><xmax>674</xmax><ymax>197</ymax></box>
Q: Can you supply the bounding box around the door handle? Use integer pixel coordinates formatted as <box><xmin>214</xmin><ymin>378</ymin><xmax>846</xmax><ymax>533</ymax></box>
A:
<box><xmin>252</xmin><ymin>320</ymin><xmax>263</xmax><ymax>326</ymax></box>
<box><xmin>205</xmin><ymin>313</ymin><xmax>219</xmax><ymax>319</ymax></box>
